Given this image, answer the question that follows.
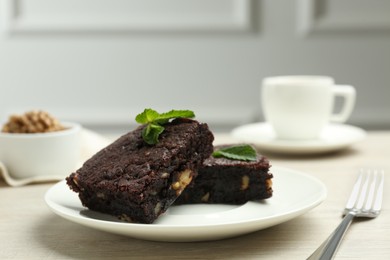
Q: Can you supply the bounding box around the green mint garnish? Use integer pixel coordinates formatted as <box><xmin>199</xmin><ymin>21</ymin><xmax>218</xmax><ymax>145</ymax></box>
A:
<box><xmin>212</xmin><ymin>145</ymin><xmax>257</xmax><ymax>161</ymax></box>
<box><xmin>135</xmin><ymin>108</ymin><xmax>195</xmax><ymax>145</ymax></box>
<box><xmin>142</xmin><ymin>123</ymin><xmax>165</xmax><ymax>145</ymax></box>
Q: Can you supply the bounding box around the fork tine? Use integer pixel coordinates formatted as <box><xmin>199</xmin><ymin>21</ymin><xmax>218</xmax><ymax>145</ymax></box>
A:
<box><xmin>363</xmin><ymin>170</ymin><xmax>377</xmax><ymax>211</ymax></box>
<box><xmin>373</xmin><ymin>170</ymin><xmax>385</xmax><ymax>212</ymax></box>
<box><xmin>356</xmin><ymin>171</ymin><xmax>370</xmax><ymax>210</ymax></box>
<box><xmin>345</xmin><ymin>172</ymin><xmax>363</xmax><ymax>210</ymax></box>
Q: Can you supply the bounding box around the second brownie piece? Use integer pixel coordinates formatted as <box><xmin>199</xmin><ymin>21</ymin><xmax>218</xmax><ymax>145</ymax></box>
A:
<box><xmin>175</xmin><ymin>145</ymin><xmax>273</xmax><ymax>205</ymax></box>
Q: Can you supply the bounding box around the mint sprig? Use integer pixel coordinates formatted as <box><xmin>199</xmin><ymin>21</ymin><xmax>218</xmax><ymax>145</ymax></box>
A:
<box><xmin>212</xmin><ymin>145</ymin><xmax>257</xmax><ymax>161</ymax></box>
<box><xmin>135</xmin><ymin>108</ymin><xmax>195</xmax><ymax>145</ymax></box>
<box><xmin>142</xmin><ymin>123</ymin><xmax>165</xmax><ymax>145</ymax></box>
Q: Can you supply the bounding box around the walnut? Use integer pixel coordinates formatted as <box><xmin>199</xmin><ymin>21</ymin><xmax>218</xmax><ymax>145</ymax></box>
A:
<box><xmin>201</xmin><ymin>192</ymin><xmax>210</xmax><ymax>202</ymax></box>
<box><xmin>118</xmin><ymin>214</ymin><xmax>133</xmax><ymax>222</ymax></box>
<box><xmin>154</xmin><ymin>202</ymin><xmax>162</xmax><ymax>215</ymax></box>
<box><xmin>161</xmin><ymin>172</ymin><xmax>170</xmax><ymax>179</ymax></box>
<box><xmin>266</xmin><ymin>178</ymin><xmax>273</xmax><ymax>188</ymax></box>
<box><xmin>171</xmin><ymin>182</ymin><xmax>181</xmax><ymax>190</ymax></box>
<box><xmin>171</xmin><ymin>169</ymin><xmax>193</xmax><ymax>195</ymax></box>
<box><xmin>96</xmin><ymin>192</ymin><xmax>106</xmax><ymax>199</ymax></box>
<box><xmin>1</xmin><ymin>110</ymin><xmax>65</xmax><ymax>133</ymax></box>
<box><xmin>240</xmin><ymin>175</ymin><xmax>250</xmax><ymax>190</ymax></box>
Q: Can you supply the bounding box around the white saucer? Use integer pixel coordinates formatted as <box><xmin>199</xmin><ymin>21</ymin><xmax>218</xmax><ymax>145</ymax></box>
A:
<box><xmin>231</xmin><ymin>122</ymin><xmax>366</xmax><ymax>155</ymax></box>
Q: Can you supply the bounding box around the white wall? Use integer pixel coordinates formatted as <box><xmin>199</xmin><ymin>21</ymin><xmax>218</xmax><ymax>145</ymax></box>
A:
<box><xmin>1</xmin><ymin>0</ymin><xmax>389</xmax><ymax>133</ymax></box>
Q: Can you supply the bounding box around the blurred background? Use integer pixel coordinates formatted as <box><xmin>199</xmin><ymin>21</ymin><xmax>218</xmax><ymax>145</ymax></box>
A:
<box><xmin>0</xmin><ymin>0</ymin><xmax>389</xmax><ymax>134</ymax></box>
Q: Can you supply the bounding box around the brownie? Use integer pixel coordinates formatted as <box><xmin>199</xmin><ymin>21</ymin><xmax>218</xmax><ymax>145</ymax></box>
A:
<box><xmin>66</xmin><ymin>118</ymin><xmax>214</xmax><ymax>224</ymax></box>
<box><xmin>175</xmin><ymin>145</ymin><xmax>273</xmax><ymax>205</ymax></box>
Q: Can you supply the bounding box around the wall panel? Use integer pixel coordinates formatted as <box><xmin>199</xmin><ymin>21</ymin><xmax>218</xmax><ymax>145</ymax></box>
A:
<box><xmin>3</xmin><ymin>0</ymin><xmax>251</xmax><ymax>33</ymax></box>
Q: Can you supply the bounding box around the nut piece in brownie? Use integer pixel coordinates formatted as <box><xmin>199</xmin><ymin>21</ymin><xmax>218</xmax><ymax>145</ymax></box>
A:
<box><xmin>66</xmin><ymin>118</ymin><xmax>214</xmax><ymax>224</ymax></box>
<box><xmin>175</xmin><ymin>145</ymin><xmax>273</xmax><ymax>205</ymax></box>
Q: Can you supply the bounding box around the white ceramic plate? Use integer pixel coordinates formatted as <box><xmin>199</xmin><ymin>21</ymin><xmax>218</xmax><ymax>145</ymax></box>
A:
<box><xmin>231</xmin><ymin>122</ymin><xmax>366</xmax><ymax>155</ymax></box>
<box><xmin>45</xmin><ymin>166</ymin><xmax>326</xmax><ymax>242</ymax></box>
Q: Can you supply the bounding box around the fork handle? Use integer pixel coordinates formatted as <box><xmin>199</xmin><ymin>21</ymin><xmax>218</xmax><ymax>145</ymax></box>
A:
<box><xmin>307</xmin><ymin>212</ymin><xmax>356</xmax><ymax>260</ymax></box>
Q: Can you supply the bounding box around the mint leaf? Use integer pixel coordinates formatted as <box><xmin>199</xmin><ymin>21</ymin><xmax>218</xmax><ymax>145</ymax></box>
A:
<box><xmin>212</xmin><ymin>145</ymin><xmax>257</xmax><ymax>161</ymax></box>
<box><xmin>135</xmin><ymin>108</ymin><xmax>159</xmax><ymax>124</ymax></box>
<box><xmin>142</xmin><ymin>123</ymin><xmax>165</xmax><ymax>145</ymax></box>
<box><xmin>154</xmin><ymin>110</ymin><xmax>195</xmax><ymax>125</ymax></box>
<box><xmin>135</xmin><ymin>108</ymin><xmax>195</xmax><ymax>145</ymax></box>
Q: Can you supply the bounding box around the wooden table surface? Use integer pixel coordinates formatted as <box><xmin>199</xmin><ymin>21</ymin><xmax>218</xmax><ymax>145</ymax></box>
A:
<box><xmin>1</xmin><ymin>131</ymin><xmax>389</xmax><ymax>259</ymax></box>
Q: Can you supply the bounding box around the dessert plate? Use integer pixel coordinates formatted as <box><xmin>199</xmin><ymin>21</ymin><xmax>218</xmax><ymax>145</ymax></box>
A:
<box><xmin>231</xmin><ymin>122</ymin><xmax>366</xmax><ymax>155</ymax></box>
<box><xmin>45</xmin><ymin>166</ymin><xmax>327</xmax><ymax>242</ymax></box>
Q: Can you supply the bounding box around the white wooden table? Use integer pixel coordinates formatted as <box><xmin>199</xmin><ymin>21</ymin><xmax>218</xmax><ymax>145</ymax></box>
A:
<box><xmin>1</xmin><ymin>131</ymin><xmax>389</xmax><ymax>259</ymax></box>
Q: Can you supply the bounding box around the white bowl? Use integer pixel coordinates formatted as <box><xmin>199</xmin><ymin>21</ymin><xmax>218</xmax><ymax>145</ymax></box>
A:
<box><xmin>0</xmin><ymin>122</ymin><xmax>81</xmax><ymax>180</ymax></box>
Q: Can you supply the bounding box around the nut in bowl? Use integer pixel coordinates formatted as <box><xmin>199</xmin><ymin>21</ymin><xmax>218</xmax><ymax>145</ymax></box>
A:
<box><xmin>0</xmin><ymin>111</ymin><xmax>81</xmax><ymax>184</ymax></box>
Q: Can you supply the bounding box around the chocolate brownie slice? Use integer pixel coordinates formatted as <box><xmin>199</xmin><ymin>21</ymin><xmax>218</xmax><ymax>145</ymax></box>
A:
<box><xmin>66</xmin><ymin>118</ymin><xmax>214</xmax><ymax>224</ymax></box>
<box><xmin>175</xmin><ymin>145</ymin><xmax>273</xmax><ymax>205</ymax></box>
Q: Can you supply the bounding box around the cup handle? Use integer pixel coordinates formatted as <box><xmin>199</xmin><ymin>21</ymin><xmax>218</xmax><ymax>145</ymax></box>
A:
<box><xmin>330</xmin><ymin>85</ymin><xmax>356</xmax><ymax>123</ymax></box>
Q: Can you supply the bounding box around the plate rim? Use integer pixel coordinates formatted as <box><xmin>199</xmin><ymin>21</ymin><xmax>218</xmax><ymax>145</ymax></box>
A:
<box><xmin>44</xmin><ymin>166</ymin><xmax>327</xmax><ymax>241</ymax></box>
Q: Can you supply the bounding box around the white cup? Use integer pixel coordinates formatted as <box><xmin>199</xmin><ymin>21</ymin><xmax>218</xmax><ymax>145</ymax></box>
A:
<box><xmin>261</xmin><ymin>75</ymin><xmax>356</xmax><ymax>140</ymax></box>
<box><xmin>0</xmin><ymin>122</ymin><xmax>81</xmax><ymax>179</ymax></box>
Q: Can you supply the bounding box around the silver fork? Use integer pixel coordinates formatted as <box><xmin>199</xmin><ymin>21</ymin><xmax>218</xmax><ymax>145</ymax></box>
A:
<box><xmin>307</xmin><ymin>169</ymin><xmax>385</xmax><ymax>260</ymax></box>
